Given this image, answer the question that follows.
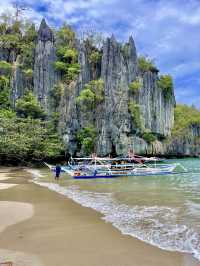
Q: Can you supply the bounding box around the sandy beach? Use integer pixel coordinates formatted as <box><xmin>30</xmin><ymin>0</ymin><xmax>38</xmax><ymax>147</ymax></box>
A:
<box><xmin>0</xmin><ymin>168</ymin><xmax>199</xmax><ymax>266</ymax></box>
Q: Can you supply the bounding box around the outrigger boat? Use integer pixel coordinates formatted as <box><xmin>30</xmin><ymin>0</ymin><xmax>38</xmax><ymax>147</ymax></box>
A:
<box><xmin>44</xmin><ymin>156</ymin><xmax>187</xmax><ymax>179</ymax></box>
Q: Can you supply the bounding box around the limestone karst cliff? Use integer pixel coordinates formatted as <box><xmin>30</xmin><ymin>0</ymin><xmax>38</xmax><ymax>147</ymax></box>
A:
<box><xmin>166</xmin><ymin>124</ymin><xmax>200</xmax><ymax>156</ymax></box>
<box><xmin>2</xmin><ymin>18</ymin><xmax>199</xmax><ymax>157</ymax></box>
<box><xmin>33</xmin><ymin>19</ymin><xmax>59</xmax><ymax>111</ymax></box>
<box><xmin>57</xmin><ymin>30</ymin><xmax>175</xmax><ymax>156</ymax></box>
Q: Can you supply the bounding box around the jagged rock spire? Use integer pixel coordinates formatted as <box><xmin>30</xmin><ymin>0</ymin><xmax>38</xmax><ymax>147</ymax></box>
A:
<box><xmin>110</xmin><ymin>34</ymin><xmax>116</xmax><ymax>42</ymax></box>
<box><xmin>129</xmin><ymin>36</ymin><xmax>136</xmax><ymax>49</ymax></box>
<box><xmin>38</xmin><ymin>18</ymin><xmax>54</xmax><ymax>42</ymax></box>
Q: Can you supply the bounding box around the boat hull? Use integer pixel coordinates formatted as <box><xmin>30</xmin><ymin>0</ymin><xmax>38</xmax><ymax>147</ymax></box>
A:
<box><xmin>73</xmin><ymin>170</ymin><xmax>178</xmax><ymax>179</ymax></box>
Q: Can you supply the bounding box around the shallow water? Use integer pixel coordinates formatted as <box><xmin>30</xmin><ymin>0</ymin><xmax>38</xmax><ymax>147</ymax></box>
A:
<box><xmin>30</xmin><ymin>158</ymin><xmax>200</xmax><ymax>261</ymax></box>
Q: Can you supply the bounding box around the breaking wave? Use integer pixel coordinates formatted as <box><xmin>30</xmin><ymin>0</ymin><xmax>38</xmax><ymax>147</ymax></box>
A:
<box><xmin>30</xmin><ymin>169</ymin><xmax>200</xmax><ymax>262</ymax></box>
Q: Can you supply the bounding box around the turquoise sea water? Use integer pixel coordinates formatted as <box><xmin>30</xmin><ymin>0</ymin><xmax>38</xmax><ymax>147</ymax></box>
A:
<box><xmin>31</xmin><ymin>158</ymin><xmax>200</xmax><ymax>261</ymax></box>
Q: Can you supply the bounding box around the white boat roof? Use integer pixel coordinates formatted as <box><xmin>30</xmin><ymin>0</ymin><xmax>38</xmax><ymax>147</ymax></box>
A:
<box><xmin>71</xmin><ymin>157</ymin><xmax>156</xmax><ymax>161</ymax></box>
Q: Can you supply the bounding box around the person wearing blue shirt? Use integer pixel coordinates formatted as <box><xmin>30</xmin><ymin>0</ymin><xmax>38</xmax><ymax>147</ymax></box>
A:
<box><xmin>55</xmin><ymin>164</ymin><xmax>61</xmax><ymax>180</ymax></box>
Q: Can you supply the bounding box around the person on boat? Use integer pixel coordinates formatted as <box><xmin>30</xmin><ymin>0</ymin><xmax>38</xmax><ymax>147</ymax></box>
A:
<box><xmin>55</xmin><ymin>164</ymin><xmax>61</xmax><ymax>180</ymax></box>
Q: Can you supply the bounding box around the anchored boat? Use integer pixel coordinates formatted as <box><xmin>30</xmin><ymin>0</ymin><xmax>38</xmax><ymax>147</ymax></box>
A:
<box><xmin>44</xmin><ymin>156</ymin><xmax>187</xmax><ymax>179</ymax></box>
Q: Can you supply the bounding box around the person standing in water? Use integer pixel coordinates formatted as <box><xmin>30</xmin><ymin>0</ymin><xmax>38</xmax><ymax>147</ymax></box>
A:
<box><xmin>55</xmin><ymin>164</ymin><xmax>61</xmax><ymax>180</ymax></box>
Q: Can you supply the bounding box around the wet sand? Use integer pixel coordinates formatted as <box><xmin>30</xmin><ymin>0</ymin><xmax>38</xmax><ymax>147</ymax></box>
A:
<box><xmin>0</xmin><ymin>168</ymin><xmax>199</xmax><ymax>266</ymax></box>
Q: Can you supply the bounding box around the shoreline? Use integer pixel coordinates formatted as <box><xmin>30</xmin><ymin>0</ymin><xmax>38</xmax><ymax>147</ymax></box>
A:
<box><xmin>0</xmin><ymin>168</ymin><xmax>199</xmax><ymax>266</ymax></box>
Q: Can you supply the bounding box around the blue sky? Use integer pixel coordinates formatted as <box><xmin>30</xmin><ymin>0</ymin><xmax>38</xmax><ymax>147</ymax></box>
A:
<box><xmin>1</xmin><ymin>0</ymin><xmax>200</xmax><ymax>107</ymax></box>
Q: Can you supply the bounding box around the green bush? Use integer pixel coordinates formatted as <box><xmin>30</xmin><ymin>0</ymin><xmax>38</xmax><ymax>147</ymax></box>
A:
<box><xmin>142</xmin><ymin>131</ymin><xmax>157</xmax><ymax>143</ymax></box>
<box><xmin>128</xmin><ymin>100</ymin><xmax>142</xmax><ymax>130</ymax></box>
<box><xmin>157</xmin><ymin>75</ymin><xmax>173</xmax><ymax>100</ymax></box>
<box><xmin>76</xmin><ymin>79</ymin><xmax>104</xmax><ymax>109</ymax></box>
<box><xmin>129</xmin><ymin>79</ymin><xmax>142</xmax><ymax>94</ymax></box>
<box><xmin>0</xmin><ymin>61</ymin><xmax>12</xmax><ymax>75</ymax></box>
<box><xmin>66</xmin><ymin>63</ymin><xmax>80</xmax><ymax>80</ymax></box>
<box><xmin>0</xmin><ymin>117</ymin><xmax>64</xmax><ymax>162</ymax></box>
<box><xmin>23</xmin><ymin>69</ymin><xmax>33</xmax><ymax>78</ymax></box>
<box><xmin>56</xmin><ymin>24</ymin><xmax>76</xmax><ymax>46</ymax></box>
<box><xmin>16</xmin><ymin>92</ymin><xmax>46</xmax><ymax>119</ymax></box>
<box><xmin>51</xmin><ymin>112</ymin><xmax>60</xmax><ymax>128</ymax></box>
<box><xmin>138</xmin><ymin>56</ymin><xmax>158</xmax><ymax>73</ymax></box>
<box><xmin>0</xmin><ymin>75</ymin><xmax>9</xmax><ymax>88</ymax></box>
<box><xmin>56</xmin><ymin>47</ymin><xmax>78</xmax><ymax>63</ymax></box>
<box><xmin>89</xmin><ymin>51</ymin><xmax>101</xmax><ymax>64</ymax></box>
<box><xmin>77</xmin><ymin>126</ymin><xmax>96</xmax><ymax>155</ymax></box>
<box><xmin>0</xmin><ymin>33</ymin><xmax>21</xmax><ymax>50</ymax></box>
<box><xmin>0</xmin><ymin>75</ymin><xmax>10</xmax><ymax>108</ymax></box>
<box><xmin>76</xmin><ymin>88</ymin><xmax>95</xmax><ymax>109</ymax></box>
<box><xmin>49</xmin><ymin>83</ymin><xmax>64</xmax><ymax>109</ymax></box>
<box><xmin>0</xmin><ymin>87</ymin><xmax>10</xmax><ymax>109</ymax></box>
<box><xmin>0</xmin><ymin>109</ymin><xmax>16</xmax><ymax>119</ymax></box>
<box><xmin>54</xmin><ymin>25</ymin><xmax>80</xmax><ymax>84</ymax></box>
<box><xmin>63</xmin><ymin>48</ymin><xmax>78</xmax><ymax>61</ymax></box>
<box><xmin>54</xmin><ymin>61</ymin><xmax>68</xmax><ymax>73</ymax></box>
<box><xmin>18</xmin><ymin>24</ymin><xmax>37</xmax><ymax>72</ymax></box>
<box><xmin>22</xmin><ymin>23</ymin><xmax>37</xmax><ymax>43</ymax></box>
<box><xmin>55</xmin><ymin>25</ymin><xmax>80</xmax><ymax>84</ymax></box>
<box><xmin>20</xmin><ymin>43</ymin><xmax>35</xmax><ymax>70</ymax></box>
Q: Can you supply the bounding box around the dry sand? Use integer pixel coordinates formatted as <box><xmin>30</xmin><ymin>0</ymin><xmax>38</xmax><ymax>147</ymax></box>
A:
<box><xmin>0</xmin><ymin>169</ymin><xmax>199</xmax><ymax>266</ymax></box>
<box><xmin>0</xmin><ymin>184</ymin><xmax>18</xmax><ymax>190</ymax></box>
<box><xmin>0</xmin><ymin>173</ymin><xmax>14</xmax><ymax>181</ymax></box>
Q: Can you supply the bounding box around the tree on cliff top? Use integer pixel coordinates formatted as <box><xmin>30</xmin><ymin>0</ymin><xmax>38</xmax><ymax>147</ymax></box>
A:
<box><xmin>157</xmin><ymin>75</ymin><xmax>174</xmax><ymax>100</ymax></box>
<box><xmin>54</xmin><ymin>24</ymin><xmax>80</xmax><ymax>84</ymax></box>
<box><xmin>138</xmin><ymin>56</ymin><xmax>158</xmax><ymax>73</ymax></box>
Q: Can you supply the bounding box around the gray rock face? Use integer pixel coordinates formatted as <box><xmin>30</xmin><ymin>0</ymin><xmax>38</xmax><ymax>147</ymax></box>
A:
<box><xmin>0</xmin><ymin>49</ymin><xmax>10</xmax><ymax>62</ymax></box>
<box><xmin>10</xmin><ymin>56</ymin><xmax>33</xmax><ymax>106</ymax></box>
<box><xmin>59</xmin><ymin>81</ymin><xmax>79</xmax><ymax>155</ymax></box>
<box><xmin>0</xmin><ymin>46</ymin><xmax>25</xmax><ymax>107</ymax></box>
<box><xmin>138</xmin><ymin>71</ymin><xmax>175</xmax><ymax>137</ymax></box>
<box><xmin>0</xmin><ymin>48</ymin><xmax>18</xmax><ymax>63</ymax></box>
<box><xmin>97</xmin><ymin>36</ymin><xmax>137</xmax><ymax>156</ymax></box>
<box><xmin>59</xmin><ymin>34</ymin><xmax>176</xmax><ymax>156</ymax></box>
<box><xmin>37</xmin><ymin>19</ymin><xmax>54</xmax><ymax>42</ymax></box>
<box><xmin>58</xmin><ymin>41</ymin><xmax>94</xmax><ymax>154</ymax></box>
<box><xmin>33</xmin><ymin>19</ymin><xmax>58</xmax><ymax>111</ymax></box>
<box><xmin>166</xmin><ymin>125</ymin><xmax>200</xmax><ymax>156</ymax></box>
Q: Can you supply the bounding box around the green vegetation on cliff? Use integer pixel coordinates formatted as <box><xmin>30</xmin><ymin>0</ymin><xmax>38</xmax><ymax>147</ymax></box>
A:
<box><xmin>157</xmin><ymin>75</ymin><xmax>173</xmax><ymax>100</ymax></box>
<box><xmin>89</xmin><ymin>50</ymin><xmax>101</xmax><ymax>64</ymax></box>
<box><xmin>16</xmin><ymin>91</ymin><xmax>46</xmax><ymax>119</ymax></box>
<box><xmin>138</xmin><ymin>56</ymin><xmax>158</xmax><ymax>73</ymax></box>
<box><xmin>76</xmin><ymin>79</ymin><xmax>104</xmax><ymax>109</ymax></box>
<box><xmin>0</xmin><ymin>64</ymin><xmax>11</xmax><ymax>109</ymax></box>
<box><xmin>54</xmin><ymin>24</ymin><xmax>80</xmax><ymax>84</ymax></box>
<box><xmin>76</xmin><ymin>126</ymin><xmax>96</xmax><ymax>155</ymax></box>
<box><xmin>0</xmin><ymin>9</ymin><xmax>185</xmax><ymax>159</ymax></box>
<box><xmin>172</xmin><ymin>104</ymin><xmax>200</xmax><ymax>137</ymax></box>
<box><xmin>129</xmin><ymin>78</ymin><xmax>142</xmax><ymax>94</ymax></box>
<box><xmin>0</xmin><ymin>13</ymin><xmax>67</xmax><ymax>163</ymax></box>
<box><xmin>128</xmin><ymin>100</ymin><xmax>142</xmax><ymax>130</ymax></box>
<box><xmin>142</xmin><ymin>131</ymin><xmax>157</xmax><ymax>143</ymax></box>
<box><xmin>49</xmin><ymin>82</ymin><xmax>64</xmax><ymax>111</ymax></box>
